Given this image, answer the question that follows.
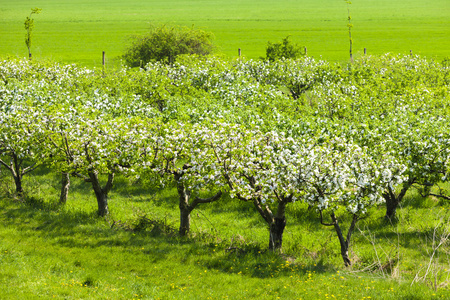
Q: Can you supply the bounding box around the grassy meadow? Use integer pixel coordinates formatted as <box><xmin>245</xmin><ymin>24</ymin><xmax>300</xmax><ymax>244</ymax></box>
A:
<box><xmin>1</xmin><ymin>1</ymin><xmax>450</xmax><ymax>298</ymax></box>
<box><xmin>0</xmin><ymin>0</ymin><xmax>449</xmax><ymax>67</ymax></box>
<box><xmin>1</xmin><ymin>169</ymin><xmax>449</xmax><ymax>299</ymax></box>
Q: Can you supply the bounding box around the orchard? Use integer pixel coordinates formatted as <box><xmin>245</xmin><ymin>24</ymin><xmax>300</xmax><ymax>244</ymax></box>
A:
<box><xmin>1</xmin><ymin>54</ymin><xmax>449</xmax><ymax>270</ymax></box>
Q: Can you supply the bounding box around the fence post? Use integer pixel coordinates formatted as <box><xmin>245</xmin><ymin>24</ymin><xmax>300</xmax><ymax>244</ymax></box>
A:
<box><xmin>304</xmin><ymin>46</ymin><xmax>307</xmax><ymax>56</ymax></box>
<box><xmin>364</xmin><ymin>48</ymin><xmax>367</xmax><ymax>55</ymax></box>
<box><xmin>102</xmin><ymin>51</ymin><xmax>106</xmax><ymax>75</ymax></box>
<box><xmin>238</xmin><ymin>48</ymin><xmax>241</xmax><ymax>57</ymax></box>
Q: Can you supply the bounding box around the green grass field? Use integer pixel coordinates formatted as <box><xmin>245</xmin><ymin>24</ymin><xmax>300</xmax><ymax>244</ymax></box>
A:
<box><xmin>1</xmin><ymin>169</ymin><xmax>449</xmax><ymax>299</ymax></box>
<box><xmin>1</xmin><ymin>2</ymin><xmax>450</xmax><ymax>298</ymax></box>
<box><xmin>1</xmin><ymin>0</ymin><xmax>449</xmax><ymax>67</ymax></box>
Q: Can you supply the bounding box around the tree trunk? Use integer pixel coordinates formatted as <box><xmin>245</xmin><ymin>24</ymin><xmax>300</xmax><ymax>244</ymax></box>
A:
<box><xmin>11</xmin><ymin>153</ymin><xmax>24</xmax><ymax>196</ymax></box>
<box><xmin>249</xmin><ymin>195</ymin><xmax>291</xmax><ymax>251</ymax></box>
<box><xmin>179</xmin><ymin>207</ymin><xmax>191</xmax><ymax>237</ymax></box>
<box><xmin>384</xmin><ymin>195</ymin><xmax>400</xmax><ymax>221</ymax></box>
<box><xmin>338</xmin><ymin>241</ymin><xmax>351</xmax><ymax>267</ymax></box>
<box><xmin>330</xmin><ymin>213</ymin><xmax>358</xmax><ymax>267</ymax></box>
<box><xmin>177</xmin><ymin>179</ymin><xmax>191</xmax><ymax>236</ymax></box>
<box><xmin>334</xmin><ymin>224</ymin><xmax>351</xmax><ymax>267</ymax></box>
<box><xmin>268</xmin><ymin>200</ymin><xmax>288</xmax><ymax>251</ymax></box>
<box><xmin>95</xmin><ymin>190</ymin><xmax>109</xmax><ymax>217</ymax></box>
<box><xmin>59</xmin><ymin>172</ymin><xmax>70</xmax><ymax>204</ymax></box>
<box><xmin>174</xmin><ymin>171</ymin><xmax>222</xmax><ymax>237</ymax></box>
<box><xmin>269</xmin><ymin>216</ymin><xmax>286</xmax><ymax>251</ymax></box>
<box><xmin>13</xmin><ymin>173</ymin><xmax>24</xmax><ymax>196</ymax></box>
<box><xmin>383</xmin><ymin>181</ymin><xmax>413</xmax><ymax>221</ymax></box>
<box><xmin>0</xmin><ymin>153</ymin><xmax>38</xmax><ymax>197</ymax></box>
<box><xmin>88</xmin><ymin>171</ymin><xmax>114</xmax><ymax>217</ymax></box>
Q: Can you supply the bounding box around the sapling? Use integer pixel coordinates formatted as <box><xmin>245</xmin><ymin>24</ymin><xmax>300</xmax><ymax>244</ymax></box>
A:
<box><xmin>345</xmin><ymin>1</ymin><xmax>353</xmax><ymax>62</ymax></box>
<box><xmin>24</xmin><ymin>8</ymin><xmax>42</xmax><ymax>60</ymax></box>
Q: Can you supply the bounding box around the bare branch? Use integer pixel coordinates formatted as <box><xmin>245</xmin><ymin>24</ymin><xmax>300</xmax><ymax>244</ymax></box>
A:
<box><xmin>190</xmin><ymin>191</ymin><xmax>223</xmax><ymax>211</ymax></box>
<box><xmin>428</xmin><ymin>193</ymin><xmax>450</xmax><ymax>201</ymax></box>
<box><xmin>71</xmin><ymin>172</ymin><xmax>92</xmax><ymax>183</ymax></box>
<box><xmin>103</xmin><ymin>172</ymin><xmax>115</xmax><ymax>194</ymax></box>
<box><xmin>252</xmin><ymin>198</ymin><xmax>273</xmax><ymax>224</ymax></box>
<box><xmin>0</xmin><ymin>159</ymin><xmax>12</xmax><ymax>171</ymax></box>
<box><xmin>346</xmin><ymin>214</ymin><xmax>359</xmax><ymax>246</ymax></box>
<box><xmin>320</xmin><ymin>210</ymin><xmax>335</xmax><ymax>226</ymax></box>
<box><xmin>22</xmin><ymin>162</ymin><xmax>38</xmax><ymax>175</ymax></box>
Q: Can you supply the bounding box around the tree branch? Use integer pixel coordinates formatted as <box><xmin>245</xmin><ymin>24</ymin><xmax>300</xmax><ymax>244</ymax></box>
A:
<box><xmin>22</xmin><ymin>162</ymin><xmax>38</xmax><ymax>175</ymax></box>
<box><xmin>71</xmin><ymin>172</ymin><xmax>92</xmax><ymax>183</ymax></box>
<box><xmin>429</xmin><ymin>193</ymin><xmax>450</xmax><ymax>201</ymax></box>
<box><xmin>319</xmin><ymin>210</ymin><xmax>335</xmax><ymax>226</ymax></box>
<box><xmin>83</xmin><ymin>142</ymin><xmax>93</xmax><ymax>164</ymax></box>
<box><xmin>190</xmin><ymin>191</ymin><xmax>223</xmax><ymax>211</ymax></box>
<box><xmin>63</xmin><ymin>133</ymin><xmax>73</xmax><ymax>160</ymax></box>
<box><xmin>0</xmin><ymin>159</ymin><xmax>12</xmax><ymax>171</ymax></box>
<box><xmin>346</xmin><ymin>214</ymin><xmax>359</xmax><ymax>245</ymax></box>
<box><xmin>103</xmin><ymin>172</ymin><xmax>115</xmax><ymax>194</ymax></box>
<box><xmin>413</xmin><ymin>183</ymin><xmax>450</xmax><ymax>201</ymax></box>
<box><xmin>252</xmin><ymin>198</ymin><xmax>273</xmax><ymax>224</ymax></box>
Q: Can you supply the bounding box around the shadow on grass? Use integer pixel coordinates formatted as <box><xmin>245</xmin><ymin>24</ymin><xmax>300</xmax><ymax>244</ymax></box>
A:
<box><xmin>0</xmin><ymin>195</ymin><xmax>218</xmax><ymax>264</ymax></box>
<box><xmin>5</xmin><ymin>180</ymin><xmax>447</xmax><ymax>282</ymax></box>
<box><xmin>0</xmin><ymin>192</ymin><xmax>335</xmax><ymax>279</ymax></box>
<box><xmin>202</xmin><ymin>245</ymin><xmax>334</xmax><ymax>279</ymax></box>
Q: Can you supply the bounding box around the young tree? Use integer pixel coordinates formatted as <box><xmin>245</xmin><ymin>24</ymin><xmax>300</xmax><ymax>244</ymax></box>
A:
<box><xmin>140</xmin><ymin>122</ymin><xmax>223</xmax><ymax>236</ymax></box>
<box><xmin>24</xmin><ymin>8</ymin><xmax>42</xmax><ymax>60</ymax></box>
<box><xmin>345</xmin><ymin>1</ymin><xmax>353</xmax><ymax>62</ymax></box>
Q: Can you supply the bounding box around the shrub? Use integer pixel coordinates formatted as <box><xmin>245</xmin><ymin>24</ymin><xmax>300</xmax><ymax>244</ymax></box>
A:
<box><xmin>122</xmin><ymin>24</ymin><xmax>215</xmax><ymax>67</ymax></box>
<box><xmin>265</xmin><ymin>35</ymin><xmax>305</xmax><ymax>61</ymax></box>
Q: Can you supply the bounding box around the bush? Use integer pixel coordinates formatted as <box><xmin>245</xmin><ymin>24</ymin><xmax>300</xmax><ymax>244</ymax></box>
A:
<box><xmin>265</xmin><ymin>36</ymin><xmax>305</xmax><ymax>61</ymax></box>
<box><xmin>123</xmin><ymin>24</ymin><xmax>215</xmax><ymax>67</ymax></box>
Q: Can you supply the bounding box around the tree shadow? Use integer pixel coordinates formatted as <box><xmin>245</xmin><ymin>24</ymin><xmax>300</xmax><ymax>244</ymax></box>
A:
<box><xmin>202</xmin><ymin>246</ymin><xmax>333</xmax><ymax>279</ymax></box>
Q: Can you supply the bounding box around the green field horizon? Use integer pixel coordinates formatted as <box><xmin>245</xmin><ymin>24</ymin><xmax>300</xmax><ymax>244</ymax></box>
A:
<box><xmin>1</xmin><ymin>0</ymin><xmax>449</xmax><ymax>67</ymax></box>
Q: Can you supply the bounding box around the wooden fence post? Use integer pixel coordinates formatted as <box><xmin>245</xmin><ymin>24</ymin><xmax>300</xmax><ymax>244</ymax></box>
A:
<box><xmin>102</xmin><ymin>51</ymin><xmax>106</xmax><ymax>75</ymax></box>
<box><xmin>364</xmin><ymin>48</ymin><xmax>367</xmax><ymax>55</ymax></box>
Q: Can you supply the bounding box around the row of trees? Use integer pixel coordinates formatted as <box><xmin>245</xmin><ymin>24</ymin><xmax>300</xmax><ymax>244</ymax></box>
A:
<box><xmin>1</xmin><ymin>56</ymin><xmax>449</xmax><ymax>266</ymax></box>
<box><xmin>2</xmin><ymin>103</ymin><xmax>449</xmax><ymax>265</ymax></box>
<box><xmin>0</xmin><ymin>105</ymin><xmax>399</xmax><ymax>264</ymax></box>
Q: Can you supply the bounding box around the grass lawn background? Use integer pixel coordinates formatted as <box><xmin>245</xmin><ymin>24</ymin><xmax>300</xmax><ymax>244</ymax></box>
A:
<box><xmin>0</xmin><ymin>0</ymin><xmax>449</xmax><ymax>67</ymax></box>
<box><xmin>1</xmin><ymin>169</ymin><xmax>449</xmax><ymax>299</ymax></box>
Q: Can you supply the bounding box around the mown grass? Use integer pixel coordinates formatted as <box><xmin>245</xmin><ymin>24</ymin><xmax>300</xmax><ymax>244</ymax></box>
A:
<box><xmin>0</xmin><ymin>0</ymin><xmax>449</xmax><ymax>67</ymax></box>
<box><xmin>1</xmin><ymin>166</ymin><xmax>449</xmax><ymax>299</ymax></box>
